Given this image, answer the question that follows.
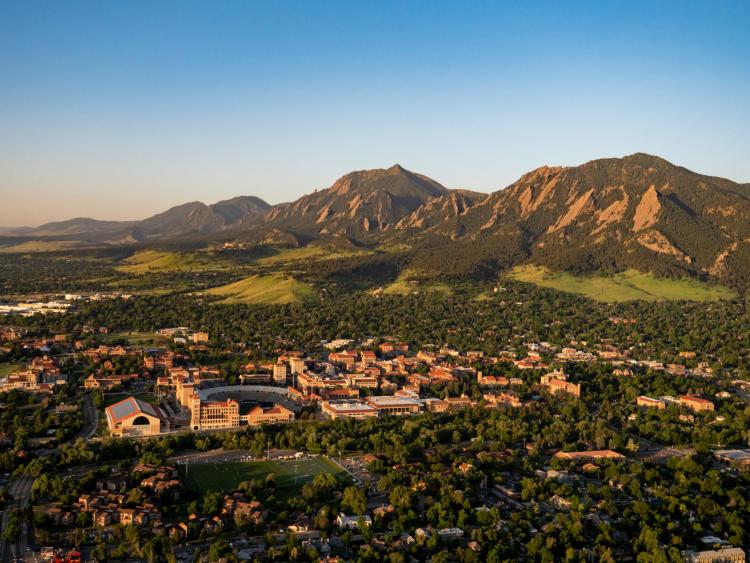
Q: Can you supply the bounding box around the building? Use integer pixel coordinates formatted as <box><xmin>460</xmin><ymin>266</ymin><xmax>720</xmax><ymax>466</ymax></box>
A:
<box><xmin>321</xmin><ymin>400</ymin><xmax>378</xmax><ymax>420</ymax></box>
<box><xmin>553</xmin><ymin>450</ymin><xmax>625</xmax><ymax>461</ymax></box>
<box><xmin>289</xmin><ymin>357</ymin><xmax>307</xmax><ymax>375</ymax></box>
<box><xmin>243</xmin><ymin>405</ymin><xmax>295</xmax><ymax>426</ymax></box>
<box><xmin>329</xmin><ymin>351</ymin><xmax>358</xmax><ymax>369</ymax></box>
<box><xmin>713</xmin><ymin>449</ymin><xmax>750</xmax><ymax>468</ymax></box>
<box><xmin>105</xmin><ymin>396</ymin><xmax>166</xmax><ymax>437</ymax></box>
<box><xmin>541</xmin><ymin>376</ymin><xmax>581</xmax><ymax>398</ymax></box>
<box><xmin>380</xmin><ymin>342</ymin><xmax>409</xmax><ymax>354</ymax></box>
<box><xmin>272</xmin><ymin>362</ymin><xmax>288</xmax><ymax>385</ymax></box>
<box><xmin>682</xmin><ymin>548</ymin><xmax>745</xmax><ymax>563</ymax></box>
<box><xmin>346</xmin><ymin>373</ymin><xmax>379</xmax><ymax>390</ymax></box>
<box><xmin>364</xmin><ymin>395</ymin><xmax>421</xmax><ymax>416</ymax></box>
<box><xmin>436</xmin><ymin>528</ymin><xmax>465</xmax><ymax>540</ymax></box>
<box><xmin>190</xmin><ymin>331</ymin><xmax>209</xmax><ymax>344</ymax></box>
<box><xmin>484</xmin><ymin>392</ymin><xmax>522</xmax><ymax>408</ymax></box>
<box><xmin>637</xmin><ymin>396</ymin><xmax>666</xmax><ymax>410</ymax></box>
<box><xmin>336</xmin><ymin>513</ymin><xmax>372</xmax><ymax>530</ymax></box>
<box><xmin>191</xmin><ymin>397</ymin><xmax>240</xmax><ymax>430</ymax></box>
<box><xmin>680</xmin><ymin>395</ymin><xmax>715</xmax><ymax>412</ymax></box>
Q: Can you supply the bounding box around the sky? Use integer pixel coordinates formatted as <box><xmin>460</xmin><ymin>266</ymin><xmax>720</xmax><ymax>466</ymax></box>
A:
<box><xmin>1</xmin><ymin>1</ymin><xmax>749</xmax><ymax>227</ymax></box>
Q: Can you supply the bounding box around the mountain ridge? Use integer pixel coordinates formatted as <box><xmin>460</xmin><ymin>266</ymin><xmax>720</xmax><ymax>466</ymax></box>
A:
<box><xmin>4</xmin><ymin>154</ymin><xmax>750</xmax><ymax>290</ymax></box>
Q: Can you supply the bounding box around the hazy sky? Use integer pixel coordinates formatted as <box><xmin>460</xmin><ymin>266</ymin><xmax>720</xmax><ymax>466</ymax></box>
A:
<box><xmin>1</xmin><ymin>1</ymin><xmax>749</xmax><ymax>227</ymax></box>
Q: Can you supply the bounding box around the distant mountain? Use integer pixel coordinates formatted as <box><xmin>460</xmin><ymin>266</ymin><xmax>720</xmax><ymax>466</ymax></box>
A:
<box><xmin>135</xmin><ymin>195</ymin><xmax>271</xmax><ymax>239</ymax></box>
<box><xmin>6</xmin><ymin>195</ymin><xmax>271</xmax><ymax>241</ymax></box>
<box><xmin>262</xmin><ymin>164</ymin><xmax>449</xmax><ymax>238</ymax></box>
<box><xmin>8</xmin><ymin>217</ymin><xmax>137</xmax><ymax>237</ymax></box>
<box><xmin>401</xmin><ymin>153</ymin><xmax>750</xmax><ymax>288</ymax></box>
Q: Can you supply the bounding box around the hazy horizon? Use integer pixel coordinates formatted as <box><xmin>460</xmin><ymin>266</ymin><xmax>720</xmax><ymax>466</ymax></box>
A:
<box><xmin>2</xmin><ymin>1</ymin><xmax>749</xmax><ymax>227</ymax></box>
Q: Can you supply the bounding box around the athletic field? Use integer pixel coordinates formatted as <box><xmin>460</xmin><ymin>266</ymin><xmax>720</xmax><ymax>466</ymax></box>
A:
<box><xmin>179</xmin><ymin>456</ymin><xmax>347</xmax><ymax>496</ymax></box>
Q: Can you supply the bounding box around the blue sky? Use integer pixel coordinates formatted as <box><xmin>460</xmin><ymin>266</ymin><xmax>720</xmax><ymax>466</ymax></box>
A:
<box><xmin>1</xmin><ymin>0</ymin><xmax>749</xmax><ymax>226</ymax></box>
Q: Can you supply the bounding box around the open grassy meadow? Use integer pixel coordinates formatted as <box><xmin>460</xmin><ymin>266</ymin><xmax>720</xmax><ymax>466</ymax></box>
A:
<box><xmin>117</xmin><ymin>250</ymin><xmax>232</xmax><ymax>274</ymax></box>
<box><xmin>206</xmin><ymin>274</ymin><xmax>314</xmax><ymax>304</ymax></box>
<box><xmin>508</xmin><ymin>265</ymin><xmax>737</xmax><ymax>302</ymax></box>
<box><xmin>179</xmin><ymin>457</ymin><xmax>346</xmax><ymax>497</ymax></box>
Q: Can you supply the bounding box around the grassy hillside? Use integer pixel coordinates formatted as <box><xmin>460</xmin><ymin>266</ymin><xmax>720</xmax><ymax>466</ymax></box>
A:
<box><xmin>206</xmin><ymin>274</ymin><xmax>314</xmax><ymax>304</ymax></box>
<box><xmin>508</xmin><ymin>265</ymin><xmax>736</xmax><ymax>302</ymax></box>
<box><xmin>379</xmin><ymin>270</ymin><xmax>452</xmax><ymax>296</ymax></box>
<box><xmin>255</xmin><ymin>244</ymin><xmax>368</xmax><ymax>266</ymax></box>
<box><xmin>117</xmin><ymin>250</ymin><xmax>230</xmax><ymax>274</ymax></box>
<box><xmin>0</xmin><ymin>240</ymin><xmax>83</xmax><ymax>253</ymax></box>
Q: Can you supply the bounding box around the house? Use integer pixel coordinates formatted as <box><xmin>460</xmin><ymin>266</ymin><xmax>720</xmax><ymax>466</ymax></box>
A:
<box><xmin>550</xmin><ymin>495</ymin><xmax>573</xmax><ymax>511</ymax></box>
<box><xmin>204</xmin><ymin>516</ymin><xmax>224</xmax><ymax>533</ymax></box>
<box><xmin>46</xmin><ymin>507</ymin><xmax>63</xmax><ymax>525</ymax></box>
<box><xmin>336</xmin><ymin>513</ymin><xmax>372</xmax><ymax>530</ymax></box>
<box><xmin>94</xmin><ymin>511</ymin><xmax>112</xmax><ymax>527</ymax></box>
<box><xmin>119</xmin><ymin>508</ymin><xmax>136</xmax><ymax>525</ymax></box>
<box><xmin>436</xmin><ymin>528</ymin><xmax>464</xmax><ymax>540</ymax></box>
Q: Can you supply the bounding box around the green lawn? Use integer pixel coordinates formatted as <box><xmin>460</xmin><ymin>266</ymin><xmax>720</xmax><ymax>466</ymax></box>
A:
<box><xmin>117</xmin><ymin>250</ymin><xmax>232</xmax><ymax>274</ymax></box>
<box><xmin>103</xmin><ymin>331</ymin><xmax>169</xmax><ymax>346</ymax></box>
<box><xmin>179</xmin><ymin>457</ymin><xmax>347</xmax><ymax>497</ymax></box>
<box><xmin>206</xmin><ymin>274</ymin><xmax>314</xmax><ymax>304</ymax></box>
<box><xmin>508</xmin><ymin>265</ymin><xmax>737</xmax><ymax>302</ymax></box>
<box><xmin>0</xmin><ymin>363</ymin><xmax>21</xmax><ymax>377</ymax></box>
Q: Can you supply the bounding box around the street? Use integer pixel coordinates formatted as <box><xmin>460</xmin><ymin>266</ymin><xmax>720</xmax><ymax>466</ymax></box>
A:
<box><xmin>0</xmin><ymin>474</ymin><xmax>35</xmax><ymax>562</ymax></box>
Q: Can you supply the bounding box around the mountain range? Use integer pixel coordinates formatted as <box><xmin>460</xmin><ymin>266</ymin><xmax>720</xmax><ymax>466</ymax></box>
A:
<box><xmin>4</xmin><ymin>154</ymin><xmax>750</xmax><ymax>289</ymax></box>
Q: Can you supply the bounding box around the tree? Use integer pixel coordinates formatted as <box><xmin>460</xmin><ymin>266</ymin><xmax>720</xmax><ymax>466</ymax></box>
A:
<box><xmin>342</xmin><ymin>486</ymin><xmax>366</xmax><ymax>515</ymax></box>
<box><xmin>389</xmin><ymin>485</ymin><xmax>412</xmax><ymax>510</ymax></box>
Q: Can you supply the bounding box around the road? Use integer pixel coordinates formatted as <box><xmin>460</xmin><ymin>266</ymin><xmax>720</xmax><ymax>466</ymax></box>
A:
<box><xmin>76</xmin><ymin>394</ymin><xmax>99</xmax><ymax>441</ymax></box>
<box><xmin>0</xmin><ymin>474</ymin><xmax>35</xmax><ymax>562</ymax></box>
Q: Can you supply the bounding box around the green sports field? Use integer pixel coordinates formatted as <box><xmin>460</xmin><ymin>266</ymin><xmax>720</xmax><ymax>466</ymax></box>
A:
<box><xmin>179</xmin><ymin>457</ymin><xmax>347</xmax><ymax>496</ymax></box>
<box><xmin>0</xmin><ymin>363</ymin><xmax>21</xmax><ymax>377</ymax></box>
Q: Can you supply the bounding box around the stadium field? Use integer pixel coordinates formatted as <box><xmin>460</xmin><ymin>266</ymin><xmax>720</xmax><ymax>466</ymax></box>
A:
<box><xmin>179</xmin><ymin>456</ymin><xmax>347</xmax><ymax>496</ymax></box>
